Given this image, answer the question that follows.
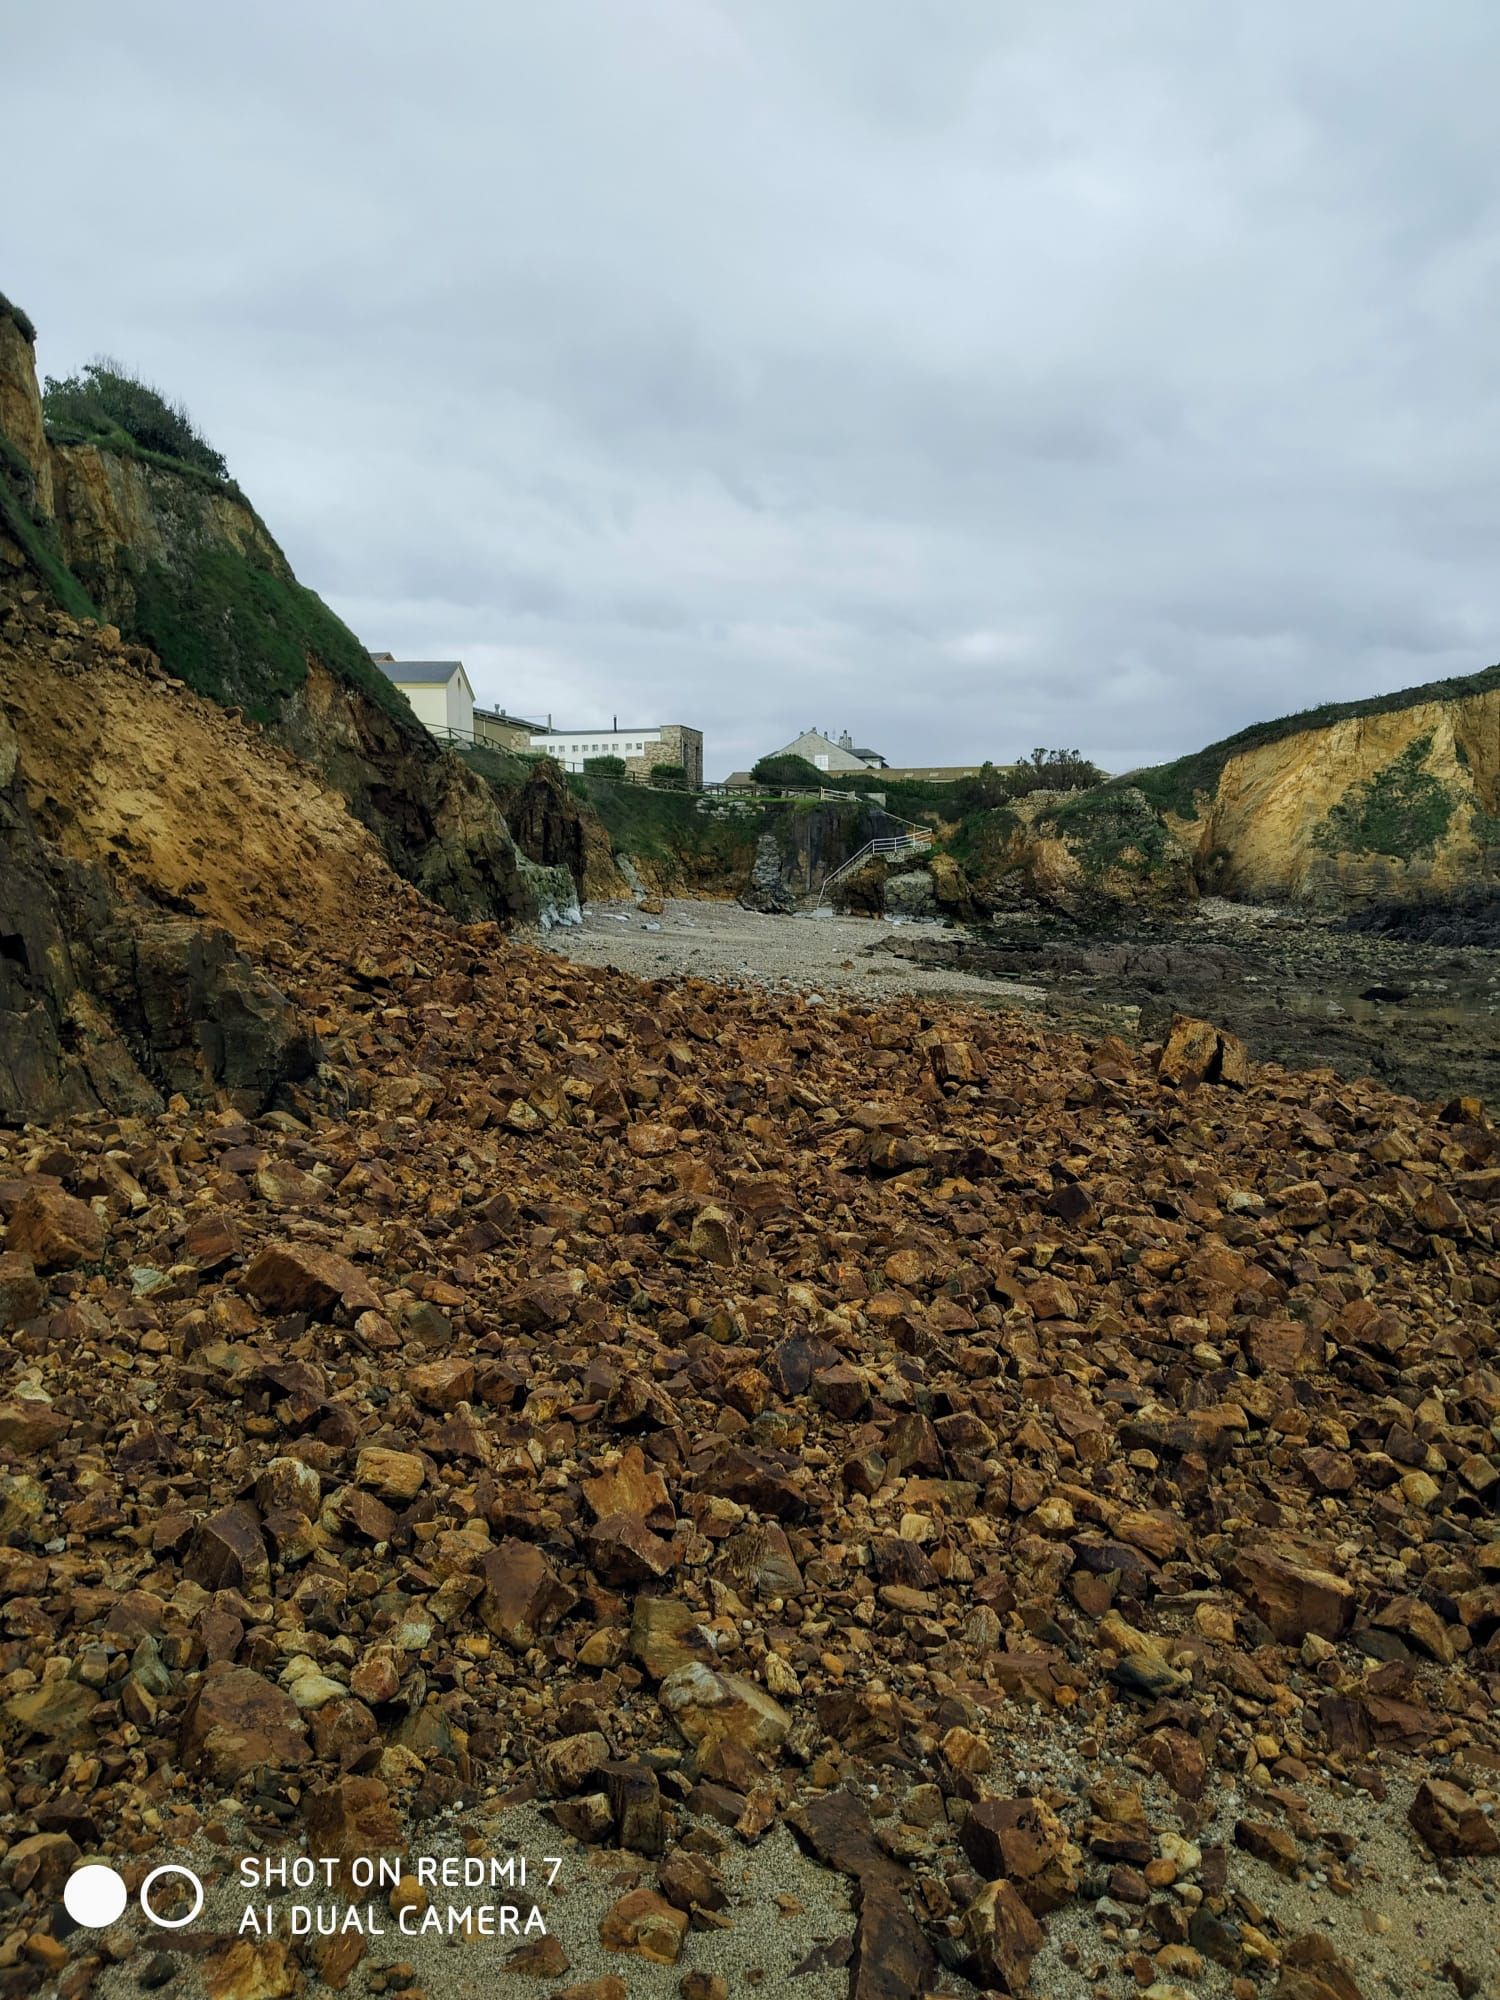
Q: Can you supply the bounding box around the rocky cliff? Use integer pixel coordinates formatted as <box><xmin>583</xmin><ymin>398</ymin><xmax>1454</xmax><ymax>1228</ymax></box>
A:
<box><xmin>0</xmin><ymin>614</ymin><xmax>332</xmax><ymax>1123</ymax></box>
<box><xmin>941</xmin><ymin>786</ymin><xmax>1197</xmax><ymax>920</ymax></box>
<box><xmin>0</xmin><ymin>294</ymin><xmax>537</xmax><ymax>926</ymax></box>
<box><xmin>942</xmin><ymin>671</ymin><xmax>1500</xmax><ymax>918</ymax></box>
<box><xmin>1163</xmin><ymin>681</ymin><xmax>1500</xmax><ymax>905</ymax></box>
<box><xmin>1104</xmin><ymin>661</ymin><xmax>1500</xmax><ymax>911</ymax></box>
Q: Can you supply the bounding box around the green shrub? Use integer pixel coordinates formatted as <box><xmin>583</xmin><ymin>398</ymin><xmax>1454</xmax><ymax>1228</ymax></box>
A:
<box><xmin>649</xmin><ymin>762</ymin><xmax>689</xmax><ymax>790</ymax></box>
<box><xmin>0</xmin><ymin>292</ymin><xmax>37</xmax><ymax>345</ymax></box>
<box><xmin>750</xmin><ymin>753</ymin><xmax>823</xmax><ymax>789</ymax></box>
<box><xmin>946</xmin><ymin>761</ymin><xmax>1013</xmax><ymax>813</ymax></box>
<box><xmin>583</xmin><ymin>754</ymin><xmax>626</xmax><ymax>777</ymax></box>
<box><xmin>1313</xmin><ymin>736</ymin><xmax>1456</xmax><ymax>861</ymax></box>
<box><xmin>42</xmin><ymin>357</ymin><xmax>228</xmax><ymax>480</ymax></box>
<box><xmin>945</xmin><ymin>804</ymin><xmax>1020</xmax><ymax>876</ymax></box>
<box><xmin>128</xmin><ymin>539</ymin><xmax>408</xmax><ymax>726</ymax></box>
<box><xmin>1040</xmin><ymin>786</ymin><xmax>1174</xmax><ymax>880</ymax></box>
<box><xmin>1008</xmin><ymin>747</ymin><xmax>1105</xmax><ymax>796</ymax></box>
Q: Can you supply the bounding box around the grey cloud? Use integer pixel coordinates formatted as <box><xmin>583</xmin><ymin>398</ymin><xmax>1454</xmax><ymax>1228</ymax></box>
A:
<box><xmin>9</xmin><ymin>0</ymin><xmax>1500</xmax><ymax>775</ymax></box>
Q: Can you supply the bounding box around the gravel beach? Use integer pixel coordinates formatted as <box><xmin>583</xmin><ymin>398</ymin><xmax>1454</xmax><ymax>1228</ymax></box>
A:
<box><xmin>547</xmin><ymin>896</ymin><xmax>1043</xmax><ymax>1006</ymax></box>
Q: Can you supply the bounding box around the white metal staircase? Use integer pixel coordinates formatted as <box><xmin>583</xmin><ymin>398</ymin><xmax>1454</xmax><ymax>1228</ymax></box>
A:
<box><xmin>815</xmin><ymin>828</ymin><xmax>934</xmax><ymax>909</ymax></box>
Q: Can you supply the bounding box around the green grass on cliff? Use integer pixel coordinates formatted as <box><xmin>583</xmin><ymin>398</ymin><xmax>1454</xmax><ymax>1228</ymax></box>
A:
<box><xmin>1312</xmin><ymin>734</ymin><xmax>1456</xmax><ymax>862</ymax></box>
<box><xmin>944</xmin><ymin>804</ymin><xmax>1020</xmax><ymax>876</ymax></box>
<box><xmin>0</xmin><ymin>434</ymin><xmax>98</xmax><ymax>623</ymax></box>
<box><xmin>573</xmin><ymin>772</ymin><xmax>768</xmax><ymax>875</ymax></box>
<box><xmin>1126</xmin><ymin>661</ymin><xmax>1500</xmax><ymax>819</ymax></box>
<box><xmin>43</xmin><ymin>360</ymin><xmax>229</xmax><ymax>481</ymax></box>
<box><xmin>128</xmin><ymin>540</ymin><xmax>409</xmax><ymax>727</ymax></box>
<box><xmin>1040</xmin><ymin>786</ymin><xmax>1178</xmax><ymax>881</ymax></box>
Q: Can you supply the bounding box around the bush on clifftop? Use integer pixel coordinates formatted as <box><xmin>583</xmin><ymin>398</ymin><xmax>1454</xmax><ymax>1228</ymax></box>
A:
<box><xmin>42</xmin><ymin>358</ymin><xmax>229</xmax><ymax>481</ymax></box>
<box><xmin>750</xmin><ymin>753</ymin><xmax>824</xmax><ymax>790</ymax></box>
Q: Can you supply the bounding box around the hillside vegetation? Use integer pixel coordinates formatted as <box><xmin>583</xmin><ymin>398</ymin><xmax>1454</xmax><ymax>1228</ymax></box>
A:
<box><xmin>0</xmin><ymin>292</ymin><xmax>541</xmax><ymax>925</ymax></box>
<box><xmin>1124</xmin><ymin>661</ymin><xmax>1500</xmax><ymax>819</ymax></box>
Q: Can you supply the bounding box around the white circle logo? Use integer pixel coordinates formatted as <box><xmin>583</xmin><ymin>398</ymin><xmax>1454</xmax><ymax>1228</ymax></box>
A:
<box><xmin>63</xmin><ymin>1865</ymin><xmax>129</xmax><ymax>1930</ymax></box>
<box><xmin>139</xmin><ymin>1865</ymin><xmax>205</xmax><ymax>1928</ymax></box>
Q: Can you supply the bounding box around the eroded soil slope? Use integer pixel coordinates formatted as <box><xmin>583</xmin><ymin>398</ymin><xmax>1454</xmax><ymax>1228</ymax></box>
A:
<box><xmin>0</xmin><ymin>605</ymin><xmax>401</xmax><ymax>954</ymax></box>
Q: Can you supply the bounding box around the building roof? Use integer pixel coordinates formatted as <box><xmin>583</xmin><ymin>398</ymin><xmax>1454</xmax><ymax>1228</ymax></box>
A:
<box><xmin>531</xmin><ymin>725</ymin><xmax>664</xmax><ymax>737</ymax></box>
<box><xmin>373</xmin><ymin>659</ymin><xmax>466</xmax><ymax>686</ymax></box>
<box><xmin>769</xmin><ymin>729</ymin><xmax>871</xmax><ymax>772</ymax></box>
<box><xmin>475</xmin><ymin>706</ymin><xmax>545</xmax><ymax>730</ymax></box>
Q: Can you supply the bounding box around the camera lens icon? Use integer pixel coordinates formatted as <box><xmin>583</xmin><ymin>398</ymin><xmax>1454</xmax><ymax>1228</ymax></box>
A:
<box><xmin>139</xmin><ymin>1865</ymin><xmax>205</xmax><ymax>1927</ymax></box>
<box><xmin>63</xmin><ymin>1863</ymin><xmax>205</xmax><ymax>1930</ymax></box>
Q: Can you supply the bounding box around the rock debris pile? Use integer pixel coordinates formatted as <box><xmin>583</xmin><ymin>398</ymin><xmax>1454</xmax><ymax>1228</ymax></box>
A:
<box><xmin>0</xmin><ymin>914</ymin><xmax>1497</xmax><ymax>1998</ymax></box>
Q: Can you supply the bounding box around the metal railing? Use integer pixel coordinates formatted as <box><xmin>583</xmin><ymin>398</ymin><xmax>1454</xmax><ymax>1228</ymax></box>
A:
<box><xmin>815</xmin><ymin>829</ymin><xmax>934</xmax><ymax>908</ymax></box>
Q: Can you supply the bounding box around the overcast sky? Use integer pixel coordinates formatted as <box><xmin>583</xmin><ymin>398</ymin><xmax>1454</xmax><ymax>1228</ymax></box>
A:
<box><xmin>12</xmin><ymin>3</ymin><xmax>1500</xmax><ymax>777</ymax></box>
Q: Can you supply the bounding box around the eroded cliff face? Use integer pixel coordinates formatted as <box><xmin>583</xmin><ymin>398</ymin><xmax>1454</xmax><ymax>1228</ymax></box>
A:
<box><xmin>0</xmin><ymin>627</ymin><xmax>324</xmax><ymax>1124</ymax></box>
<box><xmin>474</xmin><ymin>754</ymin><xmax>625</xmax><ymax>903</ymax></box>
<box><xmin>0</xmin><ymin>312</ymin><xmax>51</xmax><ymax>517</ymax></box>
<box><xmin>1177</xmin><ymin>693</ymin><xmax>1500</xmax><ymax>905</ymax></box>
<box><xmin>0</xmin><ymin>300</ymin><xmax>538</xmax><ymax>926</ymax></box>
<box><xmin>49</xmin><ymin>439</ymin><xmax>270</xmax><ymax>600</ymax></box>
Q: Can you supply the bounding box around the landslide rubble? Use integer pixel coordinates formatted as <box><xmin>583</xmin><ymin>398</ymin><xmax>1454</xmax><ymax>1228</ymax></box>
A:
<box><xmin>0</xmin><ymin>913</ymin><xmax>1497</xmax><ymax>1998</ymax></box>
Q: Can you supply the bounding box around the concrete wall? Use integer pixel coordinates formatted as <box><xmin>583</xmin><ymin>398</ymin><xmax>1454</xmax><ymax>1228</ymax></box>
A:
<box><xmin>474</xmin><ymin>712</ymin><xmax>535</xmax><ymax>751</ymax></box>
<box><xmin>399</xmin><ymin>683</ymin><xmax>450</xmax><ymax>735</ymax></box>
<box><xmin>446</xmin><ymin>671</ymin><xmax>474</xmax><ymax>738</ymax></box>
<box><xmin>392</xmin><ymin>675</ymin><xmax>473</xmax><ymax>740</ymax></box>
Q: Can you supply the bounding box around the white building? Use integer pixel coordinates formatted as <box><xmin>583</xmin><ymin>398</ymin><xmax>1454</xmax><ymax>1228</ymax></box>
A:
<box><xmin>370</xmin><ymin>656</ymin><xmax>475</xmax><ymax>740</ymax></box>
<box><xmin>528</xmin><ymin>725</ymin><xmax>663</xmax><ymax>771</ymax></box>
<box><xmin>766</xmin><ymin>728</ymin><xmax>888</xmax><ymax>773</ymax></box>
<box><xmin>527</xmin><ymin>724</ymin><xmax>704</xmax><ymax>788</ymax></box>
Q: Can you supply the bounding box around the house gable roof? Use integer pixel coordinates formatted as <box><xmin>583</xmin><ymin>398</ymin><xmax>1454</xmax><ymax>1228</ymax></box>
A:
<box><xmin>375</xmin><ymin>659</ymin><xmax>466</xmax><ymax>687</ymax></box>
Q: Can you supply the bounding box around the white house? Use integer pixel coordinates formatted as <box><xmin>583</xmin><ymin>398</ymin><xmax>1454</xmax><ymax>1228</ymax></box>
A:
<box><xmin>766</xmin><ymin>728</ymin><xmax>888</xmax><ymax>774</ymax></box>
<box><xmin>370</xmin><ymin>655</ymin><xmax>475</xmax><ymax>741</ymax></box>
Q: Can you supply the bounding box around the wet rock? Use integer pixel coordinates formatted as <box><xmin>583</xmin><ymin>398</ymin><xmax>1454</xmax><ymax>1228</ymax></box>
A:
<box><xmin>201</xmin><ymin>1938</ymin><xmax>301</xmax><ymax>2000</ymax></box>
<box><xmin>1158</xmin><ymin>1013</ymin><xmax>1250</xmax><ymax>1088</ymax></box>
<box><xmin>0</xmin><ymin>1249</ymin><xmax>42</xmax><ymax>1328</ymax></box>
<box><xmin>354</xmin><ymin>1447</ymin><xmax>426</xmax><ymax>1503</ymax></box>
<box><xmin>185</xmin><ymin>1502</ymin><xmax>270</xmax><ymax>1594</ymax></box>
<box><xmin>1271</xmin><ymin>1935</ymin><xmax>1365</xmax><ymax>2000</ymax></box>
<box><xmin>657</xmin><ymin>1662</ymin><xmax>791</xmax><ymax>1758</ymax></box>
<box><xmin>961</xmin><ymin>1877</ymin><xmax>1043</xmax><ymax>1993</ymax></box>
<box><xmin>241</xmin><ymin>1243</ymin><xmax>377</xmax><ymax>1316</ymax></box>
<box><xmin>958</xmin><ymin>1795</ymin><xmax>1081</xmax><ymax>1911</ymax></box>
